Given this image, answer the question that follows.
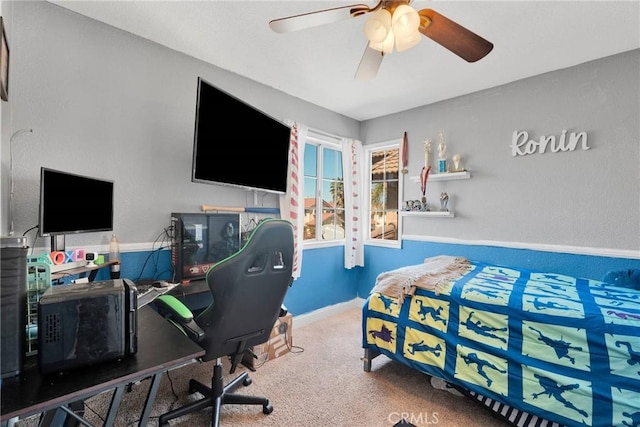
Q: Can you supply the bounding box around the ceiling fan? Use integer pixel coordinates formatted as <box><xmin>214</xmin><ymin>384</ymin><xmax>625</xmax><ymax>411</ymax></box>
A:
<box><xmin>269</xmin><ymin>1</ymin><xmax>493</xmax><ymax>80</ymax></box>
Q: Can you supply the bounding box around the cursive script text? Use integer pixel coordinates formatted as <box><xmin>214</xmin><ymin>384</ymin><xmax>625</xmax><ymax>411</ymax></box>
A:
<box><xmin>511</xmin><ymin>130</ymin><xmax>590</xmax><ymax>157</ymax></box>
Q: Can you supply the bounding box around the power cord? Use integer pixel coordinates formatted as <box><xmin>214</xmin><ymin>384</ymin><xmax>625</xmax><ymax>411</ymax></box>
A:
<box><xmin>84</xmin><ymin>370</ymin><xmax>182</xmax><ymax>427</ymax></box>
<box><xmin>251</xmin><ymin>316</ymin><xmax>304</xmax><ymax>370</ymax></box>
<box><xmin>133</xmin><ymin>226</ymin><xmax>174</xmax><ymax>283</ymax></box>
<box><xmin>285</xmin><ymin>323</ymin><xmax>305</xmax><ymax>354</ymax></box>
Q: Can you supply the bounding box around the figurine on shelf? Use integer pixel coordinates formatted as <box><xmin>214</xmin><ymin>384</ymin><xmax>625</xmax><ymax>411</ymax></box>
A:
<box><xmin>424</xmin><ymin>138</ymin><xmax>432</xmax><ymax>170</ymax></box>
<box><xmin>403</xmin><ymin>199</ymin><xmax>430</xmax><ymax>212</ymax></box>
<box><xmin>437</xmin><ymin>131</ymin><xmax>447</xmax><ymax>173</ymax></box>
<box><xmin>440</xmin><ymin>192</ymin><xmax>449</xmax><ymax>212</ymax></box>
<box><xmin>452</xmin><ymin>153</ymin><xmax>463</xmax><ymax>172</ymax></box>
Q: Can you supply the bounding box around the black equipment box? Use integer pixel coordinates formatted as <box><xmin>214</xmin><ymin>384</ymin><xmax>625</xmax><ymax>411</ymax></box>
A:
<box><xmin>38</xmin><ymin>279</ymin><xmax>137</xmax><ymax>375</ymax></box>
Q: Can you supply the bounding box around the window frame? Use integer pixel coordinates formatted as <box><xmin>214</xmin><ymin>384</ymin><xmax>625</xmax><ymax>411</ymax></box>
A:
<box><xmin>365</xmin><ymin>139</ymin><xmax>403</xmax><ymax>249</ymax></box>
<box><xmin>302</xmin><ymin>130</ymin><xmax>346</xmax><ymax>249</ymax></box>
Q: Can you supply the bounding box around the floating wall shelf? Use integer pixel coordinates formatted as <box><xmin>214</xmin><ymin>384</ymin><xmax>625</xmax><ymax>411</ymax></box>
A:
<box><xmin>401</xmin><ymin>211</ymin><xmax>454</xmax><ymax>218</ymax></box>
<box><xmin>409</xmin><ymin>171</ymin><xmax>471</xmax><ymax>183</ymax></box>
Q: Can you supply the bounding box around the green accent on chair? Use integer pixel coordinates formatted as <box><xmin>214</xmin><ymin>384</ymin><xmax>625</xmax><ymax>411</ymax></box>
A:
<box><xmin>156</xmin><ymin>295</ymin><xmax>193</xmax><ymax>322</ymax></box>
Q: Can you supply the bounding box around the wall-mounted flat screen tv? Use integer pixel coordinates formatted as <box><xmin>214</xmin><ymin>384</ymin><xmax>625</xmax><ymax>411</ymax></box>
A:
<box><xmin>39</xmin><ymin>167</ymin><xmax>114</xmax><ymax>237</ymax></box>
<box><xmin>191</xmin><ymin>77</ymin><xmax>291</xmax><ymax>194</ymax></box>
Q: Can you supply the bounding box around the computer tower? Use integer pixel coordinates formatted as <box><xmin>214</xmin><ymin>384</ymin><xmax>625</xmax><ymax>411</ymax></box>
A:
<box><xmin>171</xmin><ymin>212</ymin><xmax>241</xmax><ymax>282</ymax></box>
<box><xmin>38</xmin><ymin>279</ymin><xmax>137</xmax><ymax>375</ymax></box>
<box><xmin>1</xmin><ymin>237</ymin><xmax>28</xmax><ymax>378</ymax></box>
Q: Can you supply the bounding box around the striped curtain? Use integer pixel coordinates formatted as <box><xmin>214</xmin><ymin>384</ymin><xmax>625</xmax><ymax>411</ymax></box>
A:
<box><xmin>279</xmin><ymin>122</ymin><xmax>307</xmax><ymax>280</ymax></box>
<box><xmin>342</xmin><ymin>138</ymin><xmax>365</xmax><ymax>269</ymax></box>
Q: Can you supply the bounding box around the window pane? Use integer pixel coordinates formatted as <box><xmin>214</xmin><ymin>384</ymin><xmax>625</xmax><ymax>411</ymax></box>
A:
<box><xmin>322</xmin><ymin>179</ymin><xmax>344</xmax><ymax>206</ymax></box>
<box><xmin>322</xmin><ymin>179</ymin><xmax>334</xmax><ymax>205</ymax></box>
<box><xmin>385</xmin><ymin>181</ymin><xmax>398</xmax><ymax>210</ymax></box>
<box><xmin>368</xmin><ymin>145</ymin><xmax>400</xmax><ymax>243</ymax></box>
<box><xmin>334</xmin><ymin>180</ymin><xmax>344</xmax><ymax>208</ymax></box>
<box><xmin>304</xmin><ymin>209</ymin><xmax>316</xmax><ymax>240</ymax></box>
<box><xmin>304</xmin><ymin>176</ymin><xmax>317</xmax><ymax>200</ymax></box>
<box><xmin>303</xmin><ymin>137</ymin><xmax>345</xmax><ymax>242</ymax></box>
<box><xmin>370</xmin><ymin>182</ymin><xmax>385</xmax><ymax>209</ymax></box>
<box><xmin>304</xmin><ymin>145</ymin><xmax>318</xmax><ymax>177</ymax></box>
<box><xmin>370</xmin><ymin>212</ymin><xmax>384</xmax><ymax>240</ymax></box>
<box><xmin>370</xmin><ymin>213</ymin><xmax>398</xmax><ymax>240</ymax></box>
<box><xmin>303</xmin><ymin>174</ymin><xmax>317</xmax><ymax>241</ymax></box>
<box><xmin>321</xmin><ymin>209</ymin><xmax>345</xmax><ymax>240</ymax></box>
<box><xmin>371</xmin><ymin>152</ymin><xmax>385</xmax><ymax>181</ymax></box>
<box><xmin>322</xmin><ymin>148</ymin><xmax>340</xmax><ymax>179</ymax></box>
<box><xmin>385</xmin><ymin>211</ymin><xmax>398</xmax><ymax>240</ymax></box>
<box><xmin>385</xmin><ymin>149</ymin><xmax>398</xmax><ymax>180</ymax></box>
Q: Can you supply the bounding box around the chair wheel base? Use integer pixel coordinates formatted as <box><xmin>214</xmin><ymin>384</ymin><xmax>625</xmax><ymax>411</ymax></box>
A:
<box><xmin>263</xmin><ymin>402</ymin><xmax>273</xmax><ymax>414</ymax></box>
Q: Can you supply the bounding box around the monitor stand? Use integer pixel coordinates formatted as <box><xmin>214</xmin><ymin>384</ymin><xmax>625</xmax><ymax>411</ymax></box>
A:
<box><xmin>51</xmin><ymin>235</ymin><xmax>65</xmax><ymax>252</ymax></box>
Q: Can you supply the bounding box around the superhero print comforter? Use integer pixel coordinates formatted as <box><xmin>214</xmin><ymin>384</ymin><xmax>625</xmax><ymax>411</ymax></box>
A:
<box><xmin>362</xmin><ymin>259</ymin><xmax>640</xmax><ymax>427</ymax></box>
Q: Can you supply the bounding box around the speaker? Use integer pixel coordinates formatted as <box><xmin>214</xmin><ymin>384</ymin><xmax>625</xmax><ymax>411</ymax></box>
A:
<box><xmin>1</xmin><ymin>237</ymin><xmax>28</xmax><ymax>378</ymax></box>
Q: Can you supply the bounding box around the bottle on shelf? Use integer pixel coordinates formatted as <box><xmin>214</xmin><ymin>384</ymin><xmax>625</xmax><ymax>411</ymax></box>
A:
<box><xmin>109</xmin><ymin>234</ymin><xmax>121</xmax><ymax>279</ymax></box>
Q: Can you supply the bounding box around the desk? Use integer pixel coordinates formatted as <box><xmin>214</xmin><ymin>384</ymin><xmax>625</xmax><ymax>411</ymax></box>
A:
<box><xmin>1</xmin><ymin>305</ymin><xmax>205</xmax><ymax>426</ymax></box>
<box><xmin>50</xmin><ymin>260</ymin><xmax>119</xmax><ymax>282</ymax></box>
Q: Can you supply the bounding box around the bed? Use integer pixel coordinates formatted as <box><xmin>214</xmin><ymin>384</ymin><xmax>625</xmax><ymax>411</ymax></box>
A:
<box><xmin>362</xmin><ymin>255</ymin><xmax>640</xmax><ymax>427</ymax></box>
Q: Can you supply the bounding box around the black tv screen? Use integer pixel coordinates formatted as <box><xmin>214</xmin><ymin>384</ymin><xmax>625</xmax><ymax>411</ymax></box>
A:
<box><xmin>39</xmin><ymin>167</ymin><xmax>114</xmax><ymax>236</ymax></box>
<box><xmin>191</xmin><ymin>77</ymin><xmax>291</xmax><ymax>194</ymax></box>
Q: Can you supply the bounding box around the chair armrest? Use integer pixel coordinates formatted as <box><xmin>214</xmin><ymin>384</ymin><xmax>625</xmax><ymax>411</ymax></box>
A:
<box><xmin>155</xmin><ymin>295</ymin><xmax>205</xmax><ymax>342</ymax></box>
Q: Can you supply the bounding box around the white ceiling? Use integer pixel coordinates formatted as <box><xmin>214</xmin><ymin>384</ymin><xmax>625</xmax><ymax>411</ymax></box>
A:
<box><xmin>48</xmin><ymin>1</ymin><xmax>640</xmax><ymax>121</ymax></box>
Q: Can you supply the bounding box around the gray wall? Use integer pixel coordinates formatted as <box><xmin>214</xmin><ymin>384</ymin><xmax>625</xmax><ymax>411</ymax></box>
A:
<box><xmin>2</xmin><ymin>1</ymin><xmax>359</xmax><ymax>249</ymax></box>
<box><xmin>1</xmin><ymin>0</ymin><xmax>15</xmax><ymax>237</ymax></box>
<box><xmin>2</xmin><ymin>1</ymin><xmax>638</xmax><ymax>260</ymax></box>
<box><xmin>361</xmin><ymin>50</ymin><xmax>640</xmax><ymax>255</ymax></box>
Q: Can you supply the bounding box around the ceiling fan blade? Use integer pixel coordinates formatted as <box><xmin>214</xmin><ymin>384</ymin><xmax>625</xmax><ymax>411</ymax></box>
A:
<box><xmin>418</xmin><ymin>9</ymin><xmax>493</xmax><ymax>62</ymax></box>
<box><xmin>269</xmin><ymin>4</ymin><xmax>371</xmax><ymax>33</ymax></box>
<box><xmin>355</xmin><ymin>45</ymin><xmax>384</xmax><ymax>80</ymax></box>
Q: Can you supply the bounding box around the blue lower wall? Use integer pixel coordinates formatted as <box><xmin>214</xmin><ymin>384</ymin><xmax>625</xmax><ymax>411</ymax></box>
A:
<box><xmin>92</xmin><ymin>240</ymin><xmax>638</xmax><ymax>316</ymax></box>
<box><xmin>284</xmin><ymin>246</ymin><xmax>360</xmax><ymax>316</ymax></box>
<box><xmin>77</xmin><ymin>249</ymin><xmax>173</xmax><ymax>284</ymax></box>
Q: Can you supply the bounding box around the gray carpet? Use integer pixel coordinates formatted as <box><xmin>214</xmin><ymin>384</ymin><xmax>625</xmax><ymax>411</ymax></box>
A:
<box><xmin>16</xmin><ymin>306</ymin><xmax>511</xmax><ymax>426</ymax></box>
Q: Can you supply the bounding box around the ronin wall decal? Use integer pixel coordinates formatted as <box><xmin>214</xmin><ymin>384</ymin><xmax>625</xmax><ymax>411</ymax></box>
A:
<box><xmin>511</xmin><ymin>130</ymin><xmax>590</xmax><ymax>157</ymax></box>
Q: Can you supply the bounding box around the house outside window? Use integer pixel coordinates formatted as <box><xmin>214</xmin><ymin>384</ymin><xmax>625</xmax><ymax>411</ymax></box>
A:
<box><xmin>366</xmin><ymin>141</ymin><xmax>401</xmax><ymax>247</ymax></box>
<box><xmin>303</xmin><ymin>132</ymin><xmax>345</xmax><ymax>243</ymax></box>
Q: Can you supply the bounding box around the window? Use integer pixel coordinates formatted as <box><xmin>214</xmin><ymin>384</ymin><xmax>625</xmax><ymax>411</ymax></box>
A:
<box><xmin>303</xmin><ymin>132</ymin><xmax>345</xmax><ymax>243</ymax></box>
<box><xmin>366</xmin><ymin>141</ymin><xmax>401</xmax><ymax>245</ymax></box>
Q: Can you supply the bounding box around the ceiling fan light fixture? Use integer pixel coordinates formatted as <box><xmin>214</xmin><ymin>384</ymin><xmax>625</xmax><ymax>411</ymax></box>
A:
<box><xmin>395</xmin><ymin>29</ymin><xmax>421</xmax><ymax>52</ymax></box>
<box><xmin>369</xmin><ymin>30</ymin><xmax>394</xmax><ymax>53</ymax></box>
<box><xmin>364</xmin><ymin>9</ymin><xmax>392</xmax><ymax>43</ymax></box>
<box><xmin>391</xmin><ymin>4</ymin><xmax>420</xmax><ymax>37</ymax></box>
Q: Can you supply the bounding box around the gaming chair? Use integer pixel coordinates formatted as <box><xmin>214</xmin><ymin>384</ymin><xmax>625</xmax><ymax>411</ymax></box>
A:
<box><xmin>154</xmin><ymin>218</ymin><xmax>294</xmax><ymax>426</ymax></box>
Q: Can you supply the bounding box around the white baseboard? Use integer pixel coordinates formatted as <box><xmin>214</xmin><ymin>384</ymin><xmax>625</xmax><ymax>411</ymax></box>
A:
<box><xmin>292</xmin><ymin>297</ymin><xmax>365</xmax><ymax>329</ymax></box>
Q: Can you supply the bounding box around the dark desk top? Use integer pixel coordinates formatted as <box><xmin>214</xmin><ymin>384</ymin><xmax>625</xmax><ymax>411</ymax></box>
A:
<box><xmin>1</xmin><ymin>305</ymin><xmax>205</xmax><ymax>421</ymax></box>
<box><xmin>168</xmin><ymin>279</ymin><xmax>209</xmax><ymax>297</ymax></box>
